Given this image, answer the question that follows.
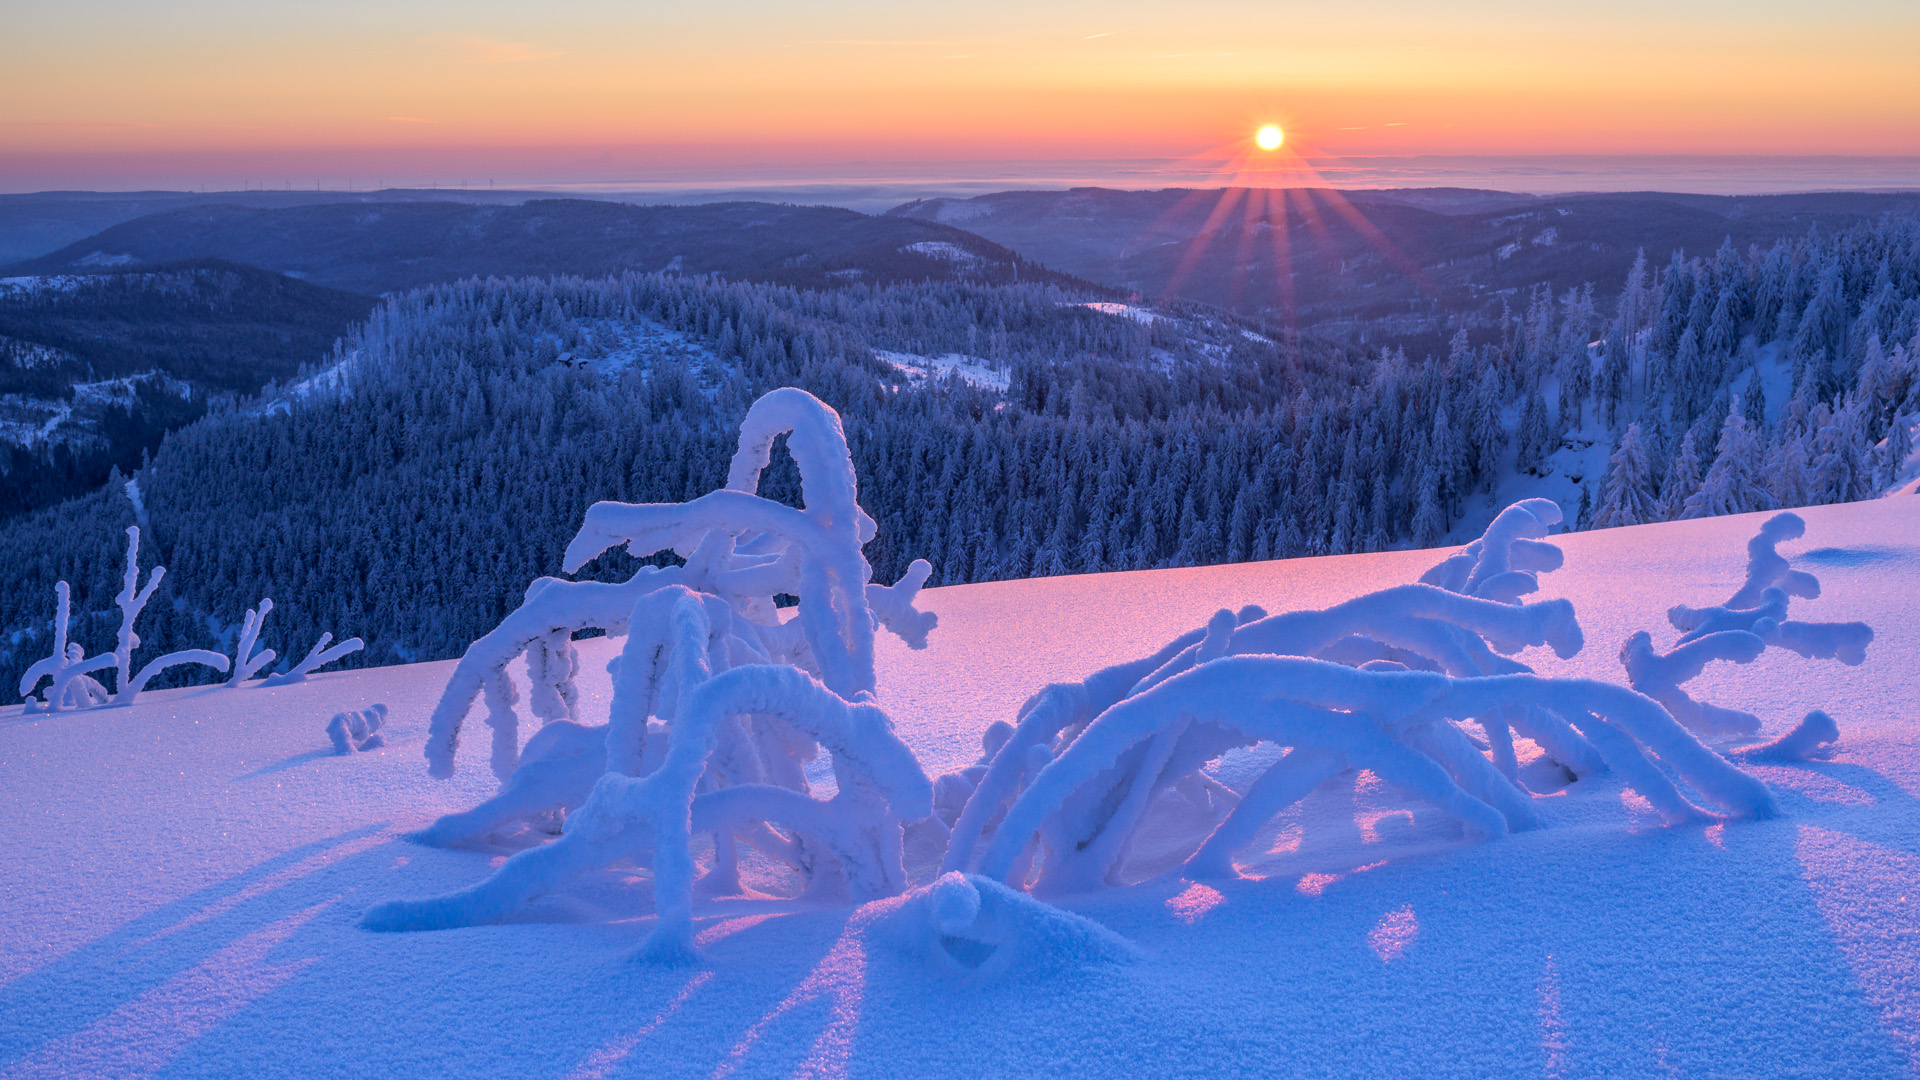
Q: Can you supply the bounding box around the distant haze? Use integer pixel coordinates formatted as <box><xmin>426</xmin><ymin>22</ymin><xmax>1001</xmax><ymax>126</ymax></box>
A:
<box><xmin>3</xmin><ymin>156</ymin><xmax>1918</xmax><ymax>209</ymax></box>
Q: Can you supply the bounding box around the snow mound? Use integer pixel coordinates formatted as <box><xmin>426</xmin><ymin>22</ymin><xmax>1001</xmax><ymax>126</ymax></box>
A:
<box><xmin>872</xmin><ymin>871</ymin><xmax>1137</xmax><ymax>977</ymax></box>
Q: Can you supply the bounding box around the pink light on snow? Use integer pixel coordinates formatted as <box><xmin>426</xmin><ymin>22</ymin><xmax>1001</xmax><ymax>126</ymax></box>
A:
<box><xmin>1366</xmin><ymin>904</ymin><xmax>1419</xmax><ymax>962</ymax></box>
<box><xmin>713</xmin><ymin>895</ymin><xmax>911</xmax><ymax>1080</ymax></box>
<box><xmin>1796</xmin><ymin>824</ymin><xmax>1920</xmax><ymax>1073</ymax></box>
<box><xmin>695</xmin><ymin>913</ymin><xmax>783</xmax><ymax>947</ymax></box>
<box><xmin>1357</xmin><ymin>808</ymin><xmax>1415</xmax><ymax>845</ymax></box>
<box><xmin>1166</xmin><ymin>881</ymin><xmax>1226</xmax><ymax>925</ymax></box>
<box><xmin>1296</xmin><ymin>872</ymin><xmax>1342</xmax><ymax>897</ymax></box>
<box><xmin>1539</xmin><ymin>954</ymin><xmax>1570</xmax><ymax>1080</ymax></box>
<box><xmin>564</xmin><ymin>972</ymin><xmax>715</xmax><ymax>1080</ymax></box>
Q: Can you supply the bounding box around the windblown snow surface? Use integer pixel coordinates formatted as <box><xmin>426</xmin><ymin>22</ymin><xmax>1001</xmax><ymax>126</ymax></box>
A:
<box><xmin>3</xmin><ymin>498</ymin><xmax>1919</xmax><ymax>1079</ymax></box>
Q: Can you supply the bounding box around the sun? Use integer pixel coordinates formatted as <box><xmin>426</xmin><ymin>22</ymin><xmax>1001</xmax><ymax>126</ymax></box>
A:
<box><xmin>1255</xmin><ymin>124</ymin><xmax>1284</xmax><ymax>150</ymax></box>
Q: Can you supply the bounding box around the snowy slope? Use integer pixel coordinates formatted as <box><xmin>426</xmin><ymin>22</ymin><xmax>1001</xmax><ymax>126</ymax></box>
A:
<box><xmin>2</xmin><ymin>497</ymin><xmax>1918</xmax><ymax>1079</ymax></box>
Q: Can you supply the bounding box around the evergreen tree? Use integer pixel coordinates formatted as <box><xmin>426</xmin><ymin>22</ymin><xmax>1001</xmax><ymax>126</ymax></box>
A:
<box><xmin>1740</xmin><ymin>366</ymin><xmax>1768</xmax><ymax>432</ymax></box>
<box><xmin>1661</xmin><ymin>428</ymin><xmax>1704</xmax><ymax>519</ymax></box>
<box><xmin>1682</xmin><ymin>413</ymin><xmax>1774</xmax><ymax>518</ymax></box>
<box><xmin>1593</xmin><ymin>423</ymin><xmax>1657</xmax><ymax>528</ymax></box>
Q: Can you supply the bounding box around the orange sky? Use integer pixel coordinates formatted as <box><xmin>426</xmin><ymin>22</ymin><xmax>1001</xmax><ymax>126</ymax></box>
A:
<box><xmin>4</xmin><ymin>1</ymin><xmax>1918</xmax><ymax>188</ymax></box>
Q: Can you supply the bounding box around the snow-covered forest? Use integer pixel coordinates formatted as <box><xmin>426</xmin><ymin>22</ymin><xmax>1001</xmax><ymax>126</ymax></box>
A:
<box><xmin>0</xmin><ymin>215</ymin><xmax>1915</xmax><ymax>700</ymax></box>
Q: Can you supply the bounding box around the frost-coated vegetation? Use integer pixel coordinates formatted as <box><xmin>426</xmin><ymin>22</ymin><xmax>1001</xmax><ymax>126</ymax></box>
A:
<box><xmin>327</xmin><ymin>703</ymin><xmax>388</xmax><ymax>754</ymax></box>
<box><xmin>17</xmin><ymin>526</ymin><xmax>228</xmax><ymax>710</ymax></box>
<box><xmin>2</xmin><ymin>214</ymin><xmax>1916</xmax><ymax>701</ymax></box>
<box><xmin>367</xmin><ymin>389</ymin><xmax>940</xmax><ymax>961</ymax></box>
<box><xmin>13</xmin><ymin>524</ymin><xmax>360</xmax><ymax>709</ymax></box>
<box><xmin>365</xmin><ymin>388</ymin><xmax>1868</xmax><ymax>968</ymax></box>
<box><xmin>1621</xmin><ymin>511</ymin><xmax>1869</xmax><ymax>746</ymax></box>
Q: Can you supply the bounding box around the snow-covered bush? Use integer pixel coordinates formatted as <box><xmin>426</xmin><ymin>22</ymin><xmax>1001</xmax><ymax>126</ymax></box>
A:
<box><xmin>18</xmin><ymin>583</ymin><xmax>114</xmax><ymax>712</ymax></box>
<box><xmin>227</xmin><ymin>600</ymin><xmax>277</xmax><ymax>686</ymax></box>
<box><xmin>936</xmin><ymin>499</ymin><xmax>1775</xmax><ymax>893</ymax></box>
<box><xmin>371</xmin><ymin>388</ymin><xmax>938</xmax><ymax>961</ymax></box>
<box><xmin>1621</xmin><ymin>511</ymin><xmax>1872</xmax><ymax>738</ymax></box>
<box><xmin>328</xmin><ymin>704</ymin><xmax>388</xmax><ymax>754</ymax></box>
<box><xmin>18</xmin><ymin>528</ymin><xmax>231</xmax><ymax>711</ymax></box>
<box><xmin>265</xmin><ymin>633</ymin><xmax>366</xmax><ymax>687</ymax></box>
<box><xmin>369</xmin><ymin>479</ymin><xmax>1819</xmax><ymax>961</ymax></box>
<box><xmin>218</xmin><ymin>601</ymin><xmax>360</xmax><ymax>689</ymax></box>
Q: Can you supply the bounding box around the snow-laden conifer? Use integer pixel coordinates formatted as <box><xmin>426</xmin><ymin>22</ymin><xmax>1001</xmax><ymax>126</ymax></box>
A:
<box><xmin>1593</xmin><ymin>423</ymin><xmax>1657</xmax><ymax>528</ymax></box>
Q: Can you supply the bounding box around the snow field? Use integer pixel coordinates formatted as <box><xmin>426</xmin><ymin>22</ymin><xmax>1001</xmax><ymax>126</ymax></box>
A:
<box><xmin>0</xmin><ymin>496</ymin><xmax>1917</xmax><ymax>1077</ymax></box>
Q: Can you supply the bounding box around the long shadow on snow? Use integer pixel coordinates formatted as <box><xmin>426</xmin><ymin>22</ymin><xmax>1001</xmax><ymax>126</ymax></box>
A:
<box><xmin>0</xmin><ymin>824</ymin><xmax>395</xmax><ymax>1065</ymax></box>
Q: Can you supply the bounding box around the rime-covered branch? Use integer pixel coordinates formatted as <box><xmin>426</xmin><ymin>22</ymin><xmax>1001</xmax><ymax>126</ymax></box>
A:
<box><xmin>261</xmin><ymin>633</ymin><xmax>365</xmax><ymax>687</ymax></box>
<box><xmin>227</xmin><ymin>600</ymin><xmax>277</xmax><ymax>687</ymax></box>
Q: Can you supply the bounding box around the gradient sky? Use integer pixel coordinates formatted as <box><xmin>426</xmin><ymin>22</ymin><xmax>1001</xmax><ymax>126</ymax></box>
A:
<box><xmin>4</xmin><ymin>0</ymin><xmax>1918</xmax><ymax>190</ymax></box>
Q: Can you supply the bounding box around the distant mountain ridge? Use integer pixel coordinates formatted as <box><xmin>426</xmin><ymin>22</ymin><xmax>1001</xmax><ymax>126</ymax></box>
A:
<box><xmin>0</xmin><ymin>187</ymin><xmax>549</xmax><ymax>266</ymax></box>
<box><xmin>887</xmin><ymin>186</ymin><xmax>1920</xmax><ymax>353</ymax></box>
<box><xmin>9</xmin><ymin>198</ymin><xmax>1067</xmax><ymax>297</ymax></box>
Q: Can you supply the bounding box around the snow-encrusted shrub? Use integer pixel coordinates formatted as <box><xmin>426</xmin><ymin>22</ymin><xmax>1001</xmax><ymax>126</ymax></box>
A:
<box><xmin>1729</xmin><ymin>710</ymin><xmax>1841</xmax><ymax>763</ymax></box>
<box><xmin>227</xmin><ymin>600</ymin><xmax>277</xmax><ymax>686</ymax></box>
<box><xmin>1621</xmin><ymin>511</ymin><xmax>1872</xmax><ymax>739</ymax></box>
<box><xmin>265</xmin><ymin>633</ymin><xmax>366</xmax><ymax>687</ymax></box>
<box><xmin>219</xmin><ymin>602</ymin><xmax>361</xmax><ymax>690</ymax></box>
<box><xmin>18</xmin><ymin>528</ymin><xmax>230</xmax><ymax>711</ymax></box>
<box><xmin>370</xmin><ymin>388</ymin><xmax>938</xmax><ymax>961</ymax></box>
<box><xmin>328</xmin><ymin>704</ymin><xmax>388</xmax><ymax>754</ymax></box>
<box><xmin>936</xmin><ymin>499</ymin><xmax>1775</xmax><ymax>893</ymax></box>
<box><xmin>18</xmin><ymin>583</ymin><xmax>113</xmax><ymax>712</ymax></box>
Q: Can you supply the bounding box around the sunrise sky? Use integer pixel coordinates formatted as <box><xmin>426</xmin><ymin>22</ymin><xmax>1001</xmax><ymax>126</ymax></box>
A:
<box><xmin>4</xmin><ymin>0</ymin><xmax>1918</xmax><ymax>192</ymax></box>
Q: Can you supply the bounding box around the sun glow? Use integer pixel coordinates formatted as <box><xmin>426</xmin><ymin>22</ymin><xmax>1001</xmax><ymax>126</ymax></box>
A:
<box><xmin>1255</xmin><ymin>124</ymin><xmax>1284</xmax><ymax>150</ymax></box>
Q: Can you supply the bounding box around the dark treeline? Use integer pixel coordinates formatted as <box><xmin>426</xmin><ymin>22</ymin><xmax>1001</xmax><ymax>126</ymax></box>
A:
<box><xmin>1</xmin><ymin>214</ymin><xmax>1914</xmax><ymax>698</ymax></box>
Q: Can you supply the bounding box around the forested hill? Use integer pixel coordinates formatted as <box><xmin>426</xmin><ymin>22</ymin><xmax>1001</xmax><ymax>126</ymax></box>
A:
<box><xmin>9</xmin><ymin>199</ymin><xmax>1069</xmax><ymax>297</ymax></box>
<box><xmin>0</xmin><ymin>213</ymin><xmax>1915</xmax><ymax>701</ymax></box>
<box><xmin>0</xmin><ymin>261</ymin><xmax>375</xmax><ymax>516</ymax></box>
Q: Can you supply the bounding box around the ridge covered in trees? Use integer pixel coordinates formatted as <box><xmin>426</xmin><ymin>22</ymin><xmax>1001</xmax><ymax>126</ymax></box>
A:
<box><xmin>0</xmin><ymin>213</ymin><xmax>1913</xmax><ymax>700</ymax></box>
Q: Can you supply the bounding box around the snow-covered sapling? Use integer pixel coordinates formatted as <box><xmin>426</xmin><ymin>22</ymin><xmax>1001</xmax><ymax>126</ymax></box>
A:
<box><xmin>327</xmin><ymin>704</ymin><xmax>389</xmax><ymax>754</ymax></box>
<box><xmin>1624</xmin><ymin>512</ymin><xmax>1873</xmax><ymax>738</ymax></box>
<box><xmin>111</xmin><ymin>526</ymin><xmax>164</xmax><ymax>693</ymax></box>
<box><xmin>262</xmin><ymin>632</ymin><xmax>365</xmax><ymax>687</ymax></box>
<box><xmin>881</xmin><ymin>871</ymin><xmax>1137</xmax><ymax>977</ymax></box>
<box><xmin>227</xmin><ymin>600</ymin><xmax>278</xmax><ymax>687</ymax></box>
<box><xmin>374</xmin><ymin>388</ymin><xmax>939</xmax><ymax>960</ymax></box>
<box><xmin>1729</xmin><ymin>711</ymin><xmax>1841</xmax><ymax>763</ymax></box>
<box><xmin>937</xmin><ymin>497</ymin><xmax>1777</xmax><ymax>893</ymax></box>
<box><xmin>103</xmin><ymin>525</ymin><xmax>230</xmax><ymax>706</ymax></box>
<box><xmin>18</xmin><ymin>583</ymin><xmax>114</xmax><ymax>712</ymax></box>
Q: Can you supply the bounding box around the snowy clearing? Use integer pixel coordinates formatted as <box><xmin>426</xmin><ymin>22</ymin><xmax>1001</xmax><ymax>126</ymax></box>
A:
<box><xmin>901</xmin><ymin>241</ymin><xmax>983</xmax><ymax>267</ymax></box>
<box><xmin>1077</xmin><ymin>301</ymin><xmax>1163</xmax><ymax>325</ymax></box>
<box><xmin>2</xmin><ymin>495</ymin><xmax>1917</xmax><ymax>1078</ymax></box>
<box><xmin>874</xmin><ymin>349</ymin><xmax>1009</xmax><ymax>392</ymax></box>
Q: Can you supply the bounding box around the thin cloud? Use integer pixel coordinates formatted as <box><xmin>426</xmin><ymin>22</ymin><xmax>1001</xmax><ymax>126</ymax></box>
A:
<box><xmin>422</xmin><ymin>34</ymin><xmax>563</xmax><ymax>64</ymax></box>
<box><xmin>807</xmin><ymin>38</ymin><xmax>968</xmax><ymax>47</ymax></box>
<box><xmin>1084</xmin><ymin>32</ymin><xmax>1111</xmax><ymax>40</ymax></box>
